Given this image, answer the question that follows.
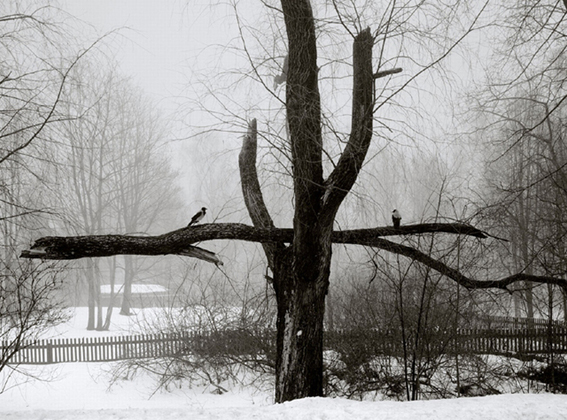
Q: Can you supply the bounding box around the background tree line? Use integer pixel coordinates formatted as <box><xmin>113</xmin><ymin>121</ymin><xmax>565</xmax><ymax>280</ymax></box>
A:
<box><xmin>0</xmin><ymin>0</ymin><xmax>187</xmax><ymax>386</ymax></box>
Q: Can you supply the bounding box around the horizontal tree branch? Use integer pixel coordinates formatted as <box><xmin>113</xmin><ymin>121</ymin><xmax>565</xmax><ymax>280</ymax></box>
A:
<box><xmin>20</xmin><ymin>222</ymin><xmax>485</xmax><ymax>263</ymax></box>
<box><xmin>333</xmin><ymin>223</ymin><xmax>489</xmax><ymax>241</ymax></box>
<box><xmin>19</xmin><ymin>222</ymin><xmax>566</xmax><ymax>291</ymax></box>
<box><xmin>20</xmin><ymin>230</ymin><xmax>224</xmax><ymax>265</ymax></box>
<box><xmin>364</xmin><ymin>237</ymin><xmax>567</xmax><ymax>291</ymax></box>
<box><xmin>21</xmin><ymin>222</ymin><xmax>488</xmax><ymax>255</ymax></box>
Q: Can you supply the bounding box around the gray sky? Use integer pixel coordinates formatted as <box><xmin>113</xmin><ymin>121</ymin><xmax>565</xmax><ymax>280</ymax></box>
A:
<box><xmin>55</xmin><ymin>1</ymin><xmax>484</xmax><ymax>221</ymax></box>
<box><xmin>58</xmin><ymin>1</ymin><xmax>243</xmax><ymax>204</ymax></box>
<box><xmin>60</xmin><ymin>0</ymin><xmax>228</xmax><ymax>107</ymax></box>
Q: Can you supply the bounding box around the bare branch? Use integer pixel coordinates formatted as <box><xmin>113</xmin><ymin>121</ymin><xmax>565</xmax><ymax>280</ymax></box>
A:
<box><xmin>364</xmin><ymin>237</ymin><xmax>567</xmax><ymax>291</ymax></box>
<box><xmin>322</xmin><ymin>28</ymin><xmax>374</xmax><ymax>222</ymax></box>
<box><xmin>373</xmin><ymin>67</ymin><xmax>402</xmax><ymax>79</ymax></box>
<box><xmin>21</xmin><ymin>221</ymin><xmax>566</xmax><ymax>296</ymax></box>
<box><xmin>238</xmin><ymin>119</ymin><xmax>285</xmax><ymax>270</ymax></box>
<box><xmin>0</xmin><ymin>35</ymin><xmax>108</xmax><ymax>165</ymax></box>
<box><xmin>333</xmin><ymin>223</ymin><xmax>490</xmax><ymax>241</ymax></box>
<box><xmin>20</xmin><ymin>229</ymin><xmax>224</xmax><ymax>265</ymax></box>
<box><xmin>20</xmin><ymin>222</ymin><xmax>489</xmax><ymax>262</ymax></box>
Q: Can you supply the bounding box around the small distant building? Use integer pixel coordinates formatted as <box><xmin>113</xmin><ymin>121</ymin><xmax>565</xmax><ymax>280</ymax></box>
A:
<box><xmin>100</xmin><ymin>283</ymin><xmax>174</xmax><ymax>308</ymax></box>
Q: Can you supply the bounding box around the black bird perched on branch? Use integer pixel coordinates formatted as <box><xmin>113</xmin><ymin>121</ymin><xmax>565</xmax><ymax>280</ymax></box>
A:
<box><xmin>392</xmin><ymin>209</ymin><xmax>402</xmax><ymax>228</ymax></box>
<box><xmin>188</xmin><ymin>207</ymin><xmax>207</xmax><ymax>227</ymax></box>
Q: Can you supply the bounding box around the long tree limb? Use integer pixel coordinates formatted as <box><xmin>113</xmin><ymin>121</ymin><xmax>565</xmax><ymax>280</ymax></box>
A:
<box><xmin>364</xmin><ymin>237</ymin><xmax>567</xmax><ymax>291</ymax></box>
<box><xmin>20</xmin><ymin>230</ymin><xmax>224</xmax><ymax>265</ymax></box>
<box><xmin>18</xmin><ymin>222</ymin><xmax>484</xmax><ymax>265</ymax></box>
<box><xmin>21</xmin><ymin>222</ymin><xmax>566</xmax><ymax>289</ymax></box>
<box><xmin>20</xmin><ymin>222</ymin><xmax>488</xmax><ymax>256</ymax></box>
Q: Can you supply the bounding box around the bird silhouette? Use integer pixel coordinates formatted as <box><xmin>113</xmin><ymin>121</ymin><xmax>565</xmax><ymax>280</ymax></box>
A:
<box><xmin>392</xmin><ymin>209</ymin><xmax>402</xmax><ymax>228</ymax></box>
<box><xmin>188</xmin><ymin>207</ymin><xmax>207</xmax><ymax>227</ymax></box>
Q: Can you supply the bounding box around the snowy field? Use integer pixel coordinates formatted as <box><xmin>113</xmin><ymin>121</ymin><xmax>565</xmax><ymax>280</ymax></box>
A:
<box><xmin>1</xmin><ymin>307</ymin><xmax>567</xmax><ymax>419</ymax></box>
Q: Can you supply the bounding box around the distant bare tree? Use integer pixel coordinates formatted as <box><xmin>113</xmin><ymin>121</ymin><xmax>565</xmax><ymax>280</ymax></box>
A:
<box><xmin>0</xmin><ymin>2</ymin><xmax>92</xmax><ymax>389</ymax></box>
<box><xmin>471</xmin><ymin>1</ymin><xmax>567</xmax><ymax>323</ymax></box>
<box><xmin>0</xmin><ymin>261</ymin><xmax>67</xmax><ymax>390</ymax></box>
<box><xmin>107</xmin><ymin>81</ymin><xmax>183</xmax><ymax>317</ymax></box>
<box><xmin>53</xmin><ymin>66</ymin><xmax>183</xmax><ymax>329</ymax></box>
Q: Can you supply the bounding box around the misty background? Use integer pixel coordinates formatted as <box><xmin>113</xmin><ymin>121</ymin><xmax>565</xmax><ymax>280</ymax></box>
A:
<box><xmin>2</xmin><ymin>0</ymin><xmax>565</xmax><ymax>337</ymax></box>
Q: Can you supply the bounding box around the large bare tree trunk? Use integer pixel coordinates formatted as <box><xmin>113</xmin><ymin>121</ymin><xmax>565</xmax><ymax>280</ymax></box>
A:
<box><xmin>240</xmin><ymin>114</ymin><xmax>332</xmax><ymax>400</ymax></box>
<box><xmin>272</xmin><ymin>240</ymin><xmax>331</xmax><ymax>401</ymax></box>
<box><xmin>238</xmin><ymin>0</ymin><xmax>375</xmax><ymax>397</ymax></box>
<box><xmin>273</xmin><ymin>0</ymin><xmax>374</xmax><ymax>399</ymax></box>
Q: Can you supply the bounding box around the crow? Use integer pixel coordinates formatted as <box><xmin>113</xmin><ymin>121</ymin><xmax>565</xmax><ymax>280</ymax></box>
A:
<box><xmin>188</xmin><ymin>207</ymin><xmax>207</xmax><ymax>227</ymax></box>
<box><xmin>392</xmin><ymin>209</ymin><xmax>402</xmax><ymax>228</ymax></box>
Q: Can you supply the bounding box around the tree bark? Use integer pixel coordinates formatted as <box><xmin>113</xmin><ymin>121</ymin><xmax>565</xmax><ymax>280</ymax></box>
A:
<box><xmin>120</xmin><ymin>255</ymin><xmax>133</xmax><ymax>316</ymax></box>
<box><xmin>102</xmin><ymin>256</ymin><xmax>117</xmax><ymax>330</ymax></box>
<box><xmin>274</xmin><ymin>253</ymin><xmax>329</xmax><ymax>401</ymax></box>
<box><xmin>86</xmin><ymin>265</ymin><xmax>97</xmax><ymax>331</ymax></box>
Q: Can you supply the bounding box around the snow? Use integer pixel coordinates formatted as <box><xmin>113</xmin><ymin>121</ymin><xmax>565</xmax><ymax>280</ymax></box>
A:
<box><xmin>2</xmin><ymin>308</ymin><xmax>567</xmax><ymax>419</ymax></box>
<box><xmin>38</xmin><ymin>307</ymin><xmax>161</xmax><ymax>338</ymax></box>
<box><xmin>40</xmin><ymin>306</ymin><xmax>255</xmax><ymax>338</ymax></box>
<box><xmin>1</xmin><ymin>364</ymin><xmax>566</xmax><ymax>420</ymax></box>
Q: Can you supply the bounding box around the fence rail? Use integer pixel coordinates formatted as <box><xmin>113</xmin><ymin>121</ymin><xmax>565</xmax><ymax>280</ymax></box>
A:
<box><xmin>330</xmin><ymin>326</ymin><xmax>567</xmax><ymax>356</ymax></box>
<box><xmin>3</xmin><ymin>326</ymin><xmax>567</xmax><ymax>365</ymax></box>
<box><xmin>3</xmin><ymin>333</ymin><xmax>192</xmax><ymax>365</ymax></box>
<box><xmin>481</xmin><ymin>316</ymin><xmax>566</xmax><ymax>328</ymax></box>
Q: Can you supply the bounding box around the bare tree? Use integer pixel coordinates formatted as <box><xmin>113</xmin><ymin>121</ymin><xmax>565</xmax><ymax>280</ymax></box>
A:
<box><xmin>105</xmin><ymin>76</ymin><xmax>183</xmax><ymax>317</ymax></box>
<box><xmin>0</xmin><ymin>261</ymin><xmax>67</xmax><ymax>389</ymax></box>
<box><xmin>0</xmin><ymin>2</ymin><xmax>91</xmax><ymax>387</ymax></box>
<box><xmin>52</xmin><ymin>66</ymin><xmax>184</xmax><ymax>329</ymax></box>
<box><xmin>470</xmin><ymin>1</ymin><xmax>567</xmax><ymax>323</ymax></box>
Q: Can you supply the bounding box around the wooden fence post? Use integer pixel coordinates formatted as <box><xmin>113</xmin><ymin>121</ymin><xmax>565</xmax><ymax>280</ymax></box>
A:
<box><xmin>46</xmin><ymin>341</ymin><xmax>53</xmax><ymax>364</ymax></box>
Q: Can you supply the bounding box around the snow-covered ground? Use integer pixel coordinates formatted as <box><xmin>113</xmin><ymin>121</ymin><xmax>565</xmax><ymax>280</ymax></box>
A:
<box><xmin>2</xmin><ymin>364</ymin><xmax>566</xmax><ymax>420</ymax></box>
<box><xmin>1</xmin><ymin>308</ymin><xmax>567</xmax><ymax>419</ymax></box>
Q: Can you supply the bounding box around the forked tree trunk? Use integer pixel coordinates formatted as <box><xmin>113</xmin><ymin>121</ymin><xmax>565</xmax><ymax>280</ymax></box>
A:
<box><xmin>239</xmin><ymin>2</ymin><xmax>375</xmax><ymax>398</ymax></box>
